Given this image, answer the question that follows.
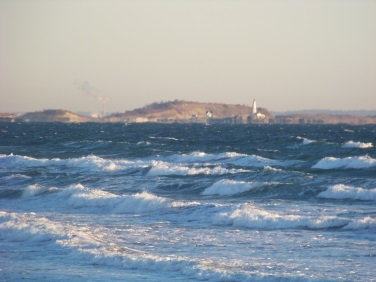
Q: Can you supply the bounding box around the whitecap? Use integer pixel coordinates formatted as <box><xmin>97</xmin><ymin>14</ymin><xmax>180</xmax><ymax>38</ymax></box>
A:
<box><xmin>59</xmin><ymin>184</ymin><xmax>172</xmax><ymax>213</ymax></box>
<box><xmin>113</xmin><ymin>191</ymin><xmax>170</xmax><ymax>213</ymax></box>
<box><xmin>147</xmin><ymin>161</ymin><xmax>248</xmax><ymax>176</ymax></box>
<box><xmin>343</xmin><ymin>216</ymin><xmax>376</xmax><ymax>230</ymax></box>
<box><xmin>263</xmin><ymin>166</ymin><xmax>283</xmax><ymax>172</ymax></box>
<box><xmin>297</xmin><ymin>136</ymin><xmax>316</xmax><ymax>145</ymax></box>
<box><xmin>342</xmin><ymin>141</ymin><xmax>373</xmax><ymax>149</ymax></box>
<box><xmin>22</xmin><ymin>184</ymin><xmax>52</xmax><ymax>197</ymax></box>
<box><xmin>164</xmin><ymin>151</ymin><xmax>283</xmax><ymax>168</ymax></box>
<box><xmin>0</xmin><ymin>212</ymin><xmax>66</xmax><ymax>243</ymax></box>
<box><xmin>318</xmin><ymin>184</ymin><xmax>376</xmax><ymax>201</ymax></box>
<box><xmin>213</xmin><ymin>204</ymin><xmax>349</xmax><ymax>230</ymax></box>
<box><xmin>312</xmin><ymin>155</ymin><xmax>376</xmax><ymax>169</ymax></box>
<box><xmin>0</xmin><ymin>153</ymin><xmax>138</xmax><ymax>172</ymax></box>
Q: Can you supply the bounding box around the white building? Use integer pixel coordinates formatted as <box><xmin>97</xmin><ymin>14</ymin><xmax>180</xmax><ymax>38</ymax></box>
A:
<box><xmin>250</xmin><ymin>99</ymin><xmax>266</xmax><ymax>121</ymax></box>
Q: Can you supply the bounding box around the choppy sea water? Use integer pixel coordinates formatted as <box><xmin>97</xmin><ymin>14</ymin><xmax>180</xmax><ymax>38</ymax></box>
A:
<box><xmin>1</xmin><ymin>122</ymin><xmax>375</xmax><ymax>282</ymax></box>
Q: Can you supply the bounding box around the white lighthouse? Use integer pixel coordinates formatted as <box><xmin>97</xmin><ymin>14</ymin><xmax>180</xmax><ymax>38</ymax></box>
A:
<box><xmin>252</xmin><ymin>99</ymin><xmax>257</xmax><ymax>115</ymax></box>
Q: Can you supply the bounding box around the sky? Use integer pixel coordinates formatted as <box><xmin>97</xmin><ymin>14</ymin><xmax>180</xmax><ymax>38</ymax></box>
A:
<box><xmin>1</xmin><ymin>0</ymin><xmax>375</xmax><ymax>114</ymax></box>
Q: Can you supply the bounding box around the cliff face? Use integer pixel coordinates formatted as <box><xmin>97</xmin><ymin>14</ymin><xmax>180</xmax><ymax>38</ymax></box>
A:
<box><xmin>21</xmin><ymin>110</ymin><xmax>88</xmax><ymax>123</ymax></box>
<box><xmin>113</xmin><ymin>100</ymin><xmax>273</xmax><ymax>120</ymax></box>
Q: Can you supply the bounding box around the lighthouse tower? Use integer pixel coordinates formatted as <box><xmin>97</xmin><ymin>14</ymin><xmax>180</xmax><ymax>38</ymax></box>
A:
<box><xmin>252</xmin><ymin>99</ymin><xmax>257</xmax><ymax>115</ymax></box>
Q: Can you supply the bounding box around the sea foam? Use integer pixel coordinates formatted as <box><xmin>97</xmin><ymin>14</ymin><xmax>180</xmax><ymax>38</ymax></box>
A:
<box><xmin>318</xmin><ymin>184</ymin><xmax>376</xmax><ymax>201</ymax></box>
<box><xmin>148</xmin><ymin>160</ymin><xmax>247</xmax><ymax>176</ymax></box>
<box><xmin>312</xmin><ymin>155</ymin><xmax>376</xmax><ymax>169</ymax></box>
<box><xmin>0</xmin><ymin>154</ymin><xmax>135</xmax><ymax>171</ymax></box>
<box><xmin>0</xmin><ymin>211</ymin><xmax>263</xmax><ymax>282</ymax></box>
<box><xmin>166</xmin><ymin>151</ymin><xmax>283</xmax><ymax>167</ymax></box>
<box><xmin>342</xmin><ymin>141</ymin><xmax>373</xmax><ymax>149</ymax></box>
<box><xmin>297</xmin><ymin>136</ymin><xmax>316</xmax><ymax>145</ymax></box>
<box><xmin>59</xmin><ymin>184</ymin><xmax>171</xmax><ymax>213</ymax></box>
<box><xmin>213</xmin><ymin>204</ymin><xmax>350</xmax><ymax>230</ymax></box>
<box><xmin>0</xmin><ymin>212</ymin><xmax>66</xmax><ymax>243</ymax></box>
<box><xmin>343</xmin><ymin>216</ymin><xmax>376</xmax><ymax>230</ymax></box>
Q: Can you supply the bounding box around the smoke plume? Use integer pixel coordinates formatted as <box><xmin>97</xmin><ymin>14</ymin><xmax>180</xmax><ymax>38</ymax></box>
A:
<box><xmin>74</xmin><ymin>80</ymin><xmax>108</xmax><ymax>115</ymax></box>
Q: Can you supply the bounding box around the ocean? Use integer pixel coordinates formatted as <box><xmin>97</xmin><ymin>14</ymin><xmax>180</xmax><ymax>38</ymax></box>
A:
<box><xmin>0</xmin><ymin>122</ymin><xmax>375</xmax><ymax>282</ymax></box>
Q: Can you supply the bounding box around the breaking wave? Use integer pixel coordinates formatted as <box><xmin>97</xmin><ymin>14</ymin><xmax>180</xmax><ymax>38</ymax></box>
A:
<box><xmin>0</xmin><ymin>211</ymin><xmax>302</xmax><ymax>282</ymax></box>
<box><xmin>148</xmin><ymin>161</ymin><xmax>248</xmax><ymax>176</ymax></box>
<box><xmin>58</xmin><ymin>184</ymin><xmax>172</xmax><ymax>213</ymax></box>
<box><xmin>297</xmin><ymin>136</ymin><xmax>316</xmax><ymax>145</ymax></box>
<box><xmin>212</xmin><ymin>204</ymin><xmax>373</xmax><ymax>230</ymax></box>
<box><xmin>21</xmin><ymin>184</ymin><xmax>198</xmax><ymax>214</ymax></box>
<box><xmin>166</xmin><ymin>151</ymin><xmax>285</xmax><ymax>167</ymax></box>
<box><xmin>0</xmin><ymin>152</ymin><xmax>285</xmax><ymax>175</ymax></box>
<box><xmin>22</xmin><ymin>184</ymin><xmax>55</xmax><ymax>198</ymax></box>
<box><xmin>202</xmin><ymin>179</ymin><xmax>262</xmax><ymax>196</ymax></box>
<box><xmin>312</xmin><ymin>155</ymin><xmax>376</xmax><ymax>169</ymax></box>
<box><xmin>0</xmin><ymin>154</ymin><xmax>135</xmax><ymax>172</ymax></box>
<box><xmin>342</xmin><ymin>141</ymin><xmax>373</xmax><ymax>149</ymax></box>
<box><xmin>318</xmin><ymin>184</ymin><xmax>376</xmax><ymax>201</ymax></box>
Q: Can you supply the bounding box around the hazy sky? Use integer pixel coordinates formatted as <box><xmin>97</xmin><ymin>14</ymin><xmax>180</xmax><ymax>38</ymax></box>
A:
<box><xmin>1</xmin><ymin>0</ymin><xmax>375</xmax><ymax>113</ymax></box>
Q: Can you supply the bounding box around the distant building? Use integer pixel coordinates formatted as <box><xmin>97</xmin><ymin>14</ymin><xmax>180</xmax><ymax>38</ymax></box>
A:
<box><xmin>249</xmin><ymin>99</ymin><xmax>266</xmax><ymax>123</ymax></box>
<box><xmin>252</xmin><ymin>99</ymin><xmax>257</xmax><ymax>116</ymax></box>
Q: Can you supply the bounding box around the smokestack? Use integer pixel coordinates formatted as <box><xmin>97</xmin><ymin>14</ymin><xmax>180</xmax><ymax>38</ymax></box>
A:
<box><xmin>74</xmin><ymin>80</ymin><xmax>108</xmax><ymax>117</ymax></box>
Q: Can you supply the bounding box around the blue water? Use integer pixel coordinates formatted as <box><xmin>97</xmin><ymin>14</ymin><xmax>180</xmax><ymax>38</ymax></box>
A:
<box><xmin>1</xmin><ymin>122</ymin><xmax>376</xmax><ymax>281</ymax></box>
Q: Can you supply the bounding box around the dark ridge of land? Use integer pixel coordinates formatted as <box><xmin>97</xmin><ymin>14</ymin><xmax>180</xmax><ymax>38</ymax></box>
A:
<box><xmin>19</xmin><ymin>109</ymin><xmax>89</xmax><ymax>123</ymax></box>
<box><xmin>1</xmin><ymin>101</ymin><xmax>376</xmax><ymax>124</ymax></box>
<box><xmin>110</xmin><ymin>100</ymin><xmax>273</xmax><ymax>121</ymax></box>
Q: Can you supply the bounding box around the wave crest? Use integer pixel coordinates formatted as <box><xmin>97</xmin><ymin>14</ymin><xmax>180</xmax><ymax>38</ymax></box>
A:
<box><xmin>312</xmin><ymin>155</ymin><xmax>376</xmax><ymax>169</ymax></box>
<box><xmin>202</xmin><ymin>179</ymin><xmax>261</xmax><ymax>196</ymax></box>
<box><xmin>342</xmin><ymin>141</ymin><xmax>373</xmax><ymax>149</ymax></box>
<box><xmin>318</xmin><ymin>184</ymin><xmax>376</xmax><ymax>201</ymax></box>
<box><xmin>60</xmin><ymin>184</ymin><xmax>171</xmax><ymax>213</ymax></box>
<box><xmin>213</xmin><ymin>204</ymin><xmax>351</xmax><ymax>230</ymax></box>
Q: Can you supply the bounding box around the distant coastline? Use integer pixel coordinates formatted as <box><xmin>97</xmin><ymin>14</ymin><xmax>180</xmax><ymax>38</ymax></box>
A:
<box><xmin>1</xmin><ymin>100</ymin><xmax>376</xmax><ymax>125</ymax></box>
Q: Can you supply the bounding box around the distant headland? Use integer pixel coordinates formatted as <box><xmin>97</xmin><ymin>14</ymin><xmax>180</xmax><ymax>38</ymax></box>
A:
<box><xmin>1</xmin><ymin>100</ymin><xmax>376</xmax><ymax>125</ymax></box>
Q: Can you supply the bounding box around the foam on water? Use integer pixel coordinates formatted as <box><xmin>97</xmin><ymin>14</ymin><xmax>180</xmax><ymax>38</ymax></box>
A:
<box><xmin>297</xmin><ymin>136</ymin><xmax>316</xmax><ymax>145</ymax></box>
<box><xmin>23</xmin><ymin>184</ymin><xmax>198</xmax><ymax>214</ymax></box>
<box><xmin>166</xmin><ymin>151</ymin><xmax>284</xmax><ymax>167</ymax></box>
<box><xmin>202</xmin><ymin>179</ymin><xmax>262</xmax><ymax>196</ymax></box>
<box><xmin>148</xmin><ymin>160</ymin><xmax>248</xmax><ymax>176</ymax></box>
<box><xmin>342</xmin><ymin>141</ymin><xmax>373</xmax><ymax>149</ymax></box>
<box><xmin>318</xmin><ymin>184</ymin><xmax>376</xmax><ymax>201</ymax></box>
<box><xmin>58</xmin><ymin>184</ymin><xmax>171</xmax><ymax>213</ymax></box>
<box><xmin>312</xmin><ymin>155</ymin><xmax>376</xmax><ymax>169</ymax></box>
<box><xmin>1</xmin><ymin>211</ymin><xmax>305</xmax><ymax>282</ymax></box>
<box><xmin>0</xmin><ymin>152</ymin><xmax>282</xmax><ymax>175</ymax></box>
<box><xmin>2</xmin><ymin>123</ymin><xmax>376</xmax><ymax>281</ymax></box>
<box><xmin>213</xmin><ymin>204</ymin><xmax>353</xmax><ymax>230</ymax></box>
<box><xmin>0</xmin><ymin>154</ymin><xmax>136</xmax><ymax>171</ymax></box>
<box><xmin>263</xmin><ymin>166</ymin><xmax>283</xmax><ymax>172</ymax></box>
<box><xmin>343</xmin><ymin>216</ymin><xmax>376</xmax><ymax>230</ymax></box>
<box><xmin>0</xmin><ymin>212</ymin><xmax>66</xmax><ymax>243</ymax></box>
